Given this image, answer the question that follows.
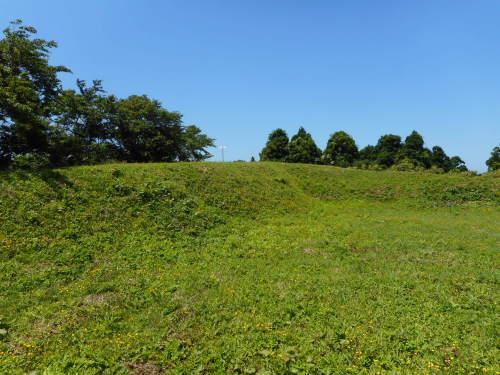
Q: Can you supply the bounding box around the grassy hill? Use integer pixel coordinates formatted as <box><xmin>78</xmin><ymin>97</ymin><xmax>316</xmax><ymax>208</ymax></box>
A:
<box><xmin>0</xmin><ymin>163</ymin><xmax>498</xmax><ymax>374</ymax></box>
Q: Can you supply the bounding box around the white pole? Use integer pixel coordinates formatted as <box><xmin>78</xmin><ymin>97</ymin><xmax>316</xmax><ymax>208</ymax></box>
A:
<box><xmin>218</xmin><ymin>146</ymin><xmax>227</xmax><ymax>162</ymax></box>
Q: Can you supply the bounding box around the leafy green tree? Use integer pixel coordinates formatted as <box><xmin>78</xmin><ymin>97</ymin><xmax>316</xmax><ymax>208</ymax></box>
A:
<box><xmin>286</xmin><ymin>127</ymin><xmax>322</xmax><ymax>164</ymax></box>
<box><xmin>323</xmin><ymin>131</ymin><xmax>358</xmax><ymax>167</ymax></box>
<box><xmin>486</xmin><ymin>145</ymin><xmax>500</xmax><ymax>171</ymax></box>
<box><xmin>259</xmin><ymin>128</ymin><xmax>289</xmax><ymax>161</ymax></box>
<box><xmin>112</xmin><ymin>95</ymin><xmax>185</xmax><ymax>162</ymax></box>
<box><xmin>430</xmin><ymin>146</ymin><xmax>451</xmax><ymax>171</ymax></box>
<box><xmin>178</xmin><ymin>125</ymin><xmax>214</xmax><ymax>161</ymax></box>
<box><xmin>358</xmin><ymin>145</ymin><xmax>377</xmax><ymax>161</ymax></box>
<box><xmin>56</xmin><ymin>80</ymin><xmax>115</xmax><ymax>144</ymax></box>
<box><xmin>0</xmin><ymin>20</ymin><xmax>69</xmax><ymax>166</ymax></box>
<box><xmin>55</xmin><ymin>84</ymin><xmax>213</xmax><ymax>164</ymax></box>
<box><xmin>403</xmin><ymin>130</ymin><xmax>424</xmax><ymax>152</ymax></box>
<box><xmin>0</xmin><ymin>121</ymin><xmax>50</xmax><ymax>167</ymax></box>
<box><xmin>52</xmin><ymin>79</ymin><xmax>119</xmax><ymax>165</ymax></box>
<box><xmin>449</xmin><ymin>156</ymin><xmax>467</xmax><ymax>172</ymax></box>
<box><xmin>353</xmin><ymin>144</ymin><xmax>377</xmax><ymax>168</ymax></box>
<box><xmin>375</xmin><ymin>134</ymin><xmax>402</xmax><ymax>167</ymax></box>
<box><xmin>399</xmin><ymin>131</ymin><xmax>430</xmax><ymax>167</ymax></box>
<box><xmin>421</xmin><ymin>148</ymin><xmax>432</xmax><ymax>169</ymax></box>
<box><xmin>430</xmin><ymin>147</ymin><xmax>468</xmax><ymax>172</ymax></box>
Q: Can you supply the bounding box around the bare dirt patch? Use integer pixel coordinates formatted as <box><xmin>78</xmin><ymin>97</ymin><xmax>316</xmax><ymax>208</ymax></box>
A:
<box><xmin>82</xmin><ymin>293</ymin><xmax>113</xmax><ymax>306</ymax></box>
<box><xmin>303</xmin><ymin>247</ymin><xmax>317</xmax><ymax>254</ymax></box>
<box><xmin>126</xmin><ymin>362</ymin><xmax>164</xmax><ymax>375</ymax></box>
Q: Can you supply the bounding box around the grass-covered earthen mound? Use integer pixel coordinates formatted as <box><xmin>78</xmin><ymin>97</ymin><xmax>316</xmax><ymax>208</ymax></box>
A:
<box><xmin>0</xmin><ymin>163</ymin><xmax>498</xmax><ymax>374</ymax></box>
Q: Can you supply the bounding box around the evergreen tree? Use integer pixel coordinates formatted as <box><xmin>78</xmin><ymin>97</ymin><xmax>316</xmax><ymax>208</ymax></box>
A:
<box><xmin>358</xmin><ymin>145</ymin><xmax>377</xmax><ymax>162</ymax></box>
<box><xmin>430</xmin><ymin>146</ymin><xmax>451</xmax><ymax>171</ymax></box>
<box><xmin>259</xmin><ymin>128</ymin><xmax>289</xmax><ymax>161</ymax></box>
<box><xmin>323</xmin><ymin>131</ymin><xmax>358</xmax><ymax>167</ymax></box>
<box><xmin>486</xmin><ymin>145</ymin><xmax>500</xmax><ymax>171</ymax></box>
<box><xmin>399</xmin><ymin>131</ymin><xmax>430</xmax><ymax>167</ymax></box>
<box><xmin>286</xmin><ymin>127</ymin><xmax>321</xmax><ymax>164</ymax></box>
<box><xmin>375</xmin><ymin>134</ymin><xmax>402</xmax><ymax>167</ymax></box>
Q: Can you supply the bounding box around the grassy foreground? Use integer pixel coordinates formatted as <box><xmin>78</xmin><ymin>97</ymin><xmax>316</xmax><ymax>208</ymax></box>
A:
<box><xmin>0</xmin><ymin>162</ymin><xmax>498</xmax><ymax>374</ymax></box>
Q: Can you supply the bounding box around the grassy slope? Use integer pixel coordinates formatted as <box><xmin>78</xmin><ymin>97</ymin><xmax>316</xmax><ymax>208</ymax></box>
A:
<box><xmin>0</xmin><ymin>163</ymin><xmax>498</xmax><ymax>374</ymax></box>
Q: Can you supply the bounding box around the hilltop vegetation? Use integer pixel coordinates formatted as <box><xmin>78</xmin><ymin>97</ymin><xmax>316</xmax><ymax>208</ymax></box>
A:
<box><xmin>260</xmin><ymin>127</ymin><xmax>472</xmax><ymax>173</ymax></box>
<box><xmin>0</xmin><ymin>162</ymin><xmax>498</xmax><ymax>374</ymax></box>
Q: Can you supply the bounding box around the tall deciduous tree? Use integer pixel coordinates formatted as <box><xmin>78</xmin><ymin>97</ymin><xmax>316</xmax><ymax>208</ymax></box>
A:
<box><xmin>56</xmin><ymin>80</ymin><xmax>115</xmax><ymax>144</ymax></box>
<box><xmin>0</xmin><ymin>20</ymin><xmax>69</xmax><ymax>165</ymax></box>
<box><xmin>323</xmin><ymin>131</ymin><xmax>358</xmax><ymax>167</ymax></box>
<box><xmin>179</xmin><ymin>125</ymin><xmax>215</xmax><ymax>161</ymax></box>
<box><xmin>286</xmin><ymin>127</ymin><xmax>321</xmax><ymax>164</ymax></box>
<box><xmin>112</xmin><ymin>95</ymin><xmax>184</xmax><ymax>163</ymax></box>
<box><xmin>259</xmin><ymin>128</ymin><xmax>289</xmax><ymax>161</ymax></box>
<box><xmin>52</xmin><ymin>79</ymin><xmax>119</xmax><ymax>165</ymax></box>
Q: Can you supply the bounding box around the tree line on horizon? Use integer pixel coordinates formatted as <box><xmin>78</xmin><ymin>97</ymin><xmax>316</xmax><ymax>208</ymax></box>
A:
<box><xmin>0</xmin><ymin>20</ymin><xmax>214</xmax><ymax>170</ymax></box>
<box><xmin>260</xmin><ymin>127</ymin><xmax>499</xmax><ymax>173</ymax></box>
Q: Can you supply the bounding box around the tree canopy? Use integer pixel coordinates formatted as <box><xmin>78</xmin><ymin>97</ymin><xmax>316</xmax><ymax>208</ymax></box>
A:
<box><xmin>398</xmin><ymin>131</ymin><xmax>432</xmax><ymax>168</ymax></box>
<box><xmin>286</xmin><ymin>127</ymin><xmax>322</xmax><ymax>164</ymax></box>
<box><xmin>486</xmin><ymin>145</ymin><xmax>499</xmax><ymax>171</ymax></box>
<box><xmin>323</xmin><ymin>131</ymin><xmax>358</xmax><ymax>167</ymax></box>
<box><xmin>259</xmin><ymin>128</ymin><xmax>289</xmax><ymax>161</ymax></box>
<box><xmin>113</xmin><ymin>95</ymin><xmax>185</xmax><ymax>163</ymax></box>
<box><xmin>259</xmin><ymin>128</ymin><xmax>471</xmax><ymax>173</ymax></box>
<box><xmin>375</xmin><ymin>134</ymin><xmax>402</xmax><ymax>167</ymax></box>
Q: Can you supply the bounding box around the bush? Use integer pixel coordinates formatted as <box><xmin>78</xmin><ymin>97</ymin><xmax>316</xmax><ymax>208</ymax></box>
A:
<box><xmin>428</xmin><ymin>166</ymin><xmax>445</xmax><ymax>174</ymax></box>
<box><xmin>448</xmin><ymin>169</ymin><xmax>478</xmax><ymax>177</ymax></box>
<box><xmin>367</xmin><ymin>163</ymin><xmax>386</xmax><ymax>171</ymax></box>
<box><xmin>11</xmin><ymin>153</ymin><xmax>51</xmax><ymax>171</ymax></box>
<box><xmin>391</xmin><ymin>158</ymin><xmax>425</xmax><ymax>171</ymax></box>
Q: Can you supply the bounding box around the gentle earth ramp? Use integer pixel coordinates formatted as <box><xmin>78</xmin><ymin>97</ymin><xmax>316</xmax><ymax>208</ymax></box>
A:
<box><xmin>0</xmin><ymin>163</ymin><xmax>499</xmax><ymax>374</ymax></box>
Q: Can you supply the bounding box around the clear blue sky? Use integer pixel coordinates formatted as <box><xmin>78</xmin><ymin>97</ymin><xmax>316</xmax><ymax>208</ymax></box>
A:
<box><xmin>2</xmin><ymin>0</ymin><xmax>499</xmax><ymax>171</ymax></box>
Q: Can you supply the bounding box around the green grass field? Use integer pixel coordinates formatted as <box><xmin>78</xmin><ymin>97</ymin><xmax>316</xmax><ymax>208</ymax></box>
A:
<box><xmin>0</xmin><ymin>163</ymin><xmax>498</xmax><ymax>374</ymax></box>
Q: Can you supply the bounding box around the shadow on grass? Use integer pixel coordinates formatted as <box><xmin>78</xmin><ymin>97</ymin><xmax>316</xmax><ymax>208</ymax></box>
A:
<box><xmin>0</xmin><ymin>168</ymin><xmax>75</xmax><ymax>194</ymax></box>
